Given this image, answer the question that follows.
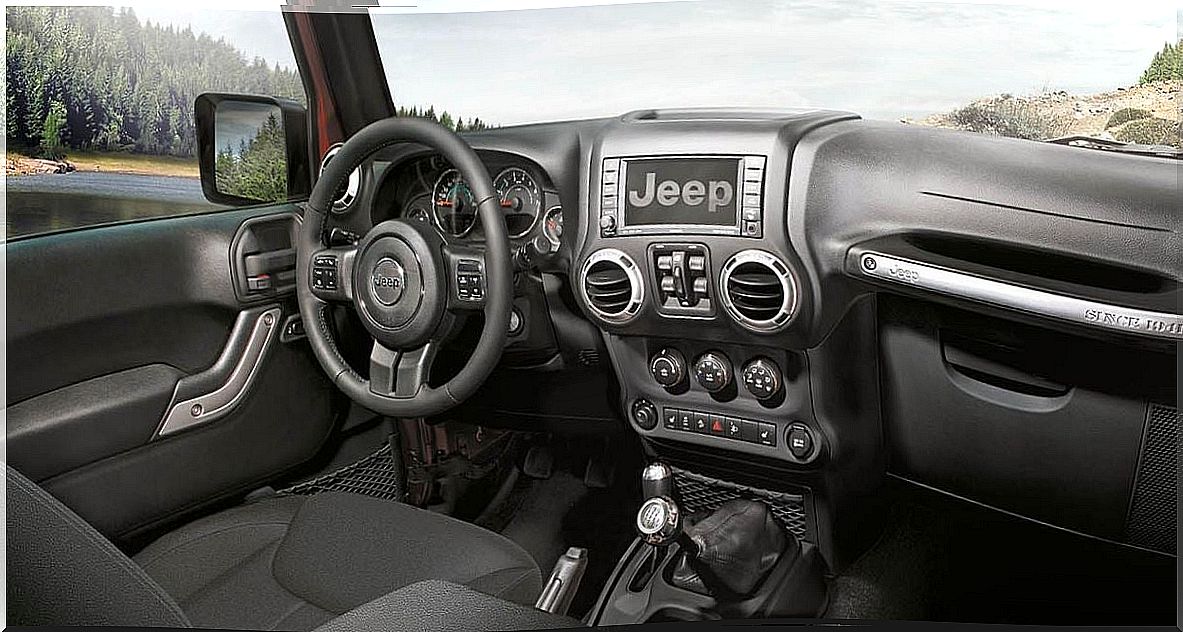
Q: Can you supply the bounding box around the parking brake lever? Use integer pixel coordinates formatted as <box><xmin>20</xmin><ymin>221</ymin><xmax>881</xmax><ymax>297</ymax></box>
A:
<box><xmin>534</xmin><ymin>547</ymin><xmax>588</xmax><ymax>616</ymax></box>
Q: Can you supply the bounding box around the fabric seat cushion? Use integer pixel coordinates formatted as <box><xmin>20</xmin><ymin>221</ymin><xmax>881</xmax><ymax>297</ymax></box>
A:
<box><xmin>134</xmin><ymin>491</ymin><xmax>542</xmax><ymax>631</ymax></box>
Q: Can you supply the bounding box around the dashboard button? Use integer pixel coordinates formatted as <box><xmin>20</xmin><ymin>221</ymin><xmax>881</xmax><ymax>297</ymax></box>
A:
<box><xmin>787</xmin><ymin>424</ymin><xmax>814</xmax><ymax>459</ymax></box>
<box><xmin>741</xmin><ymin>419</ymin><xmax>760</xmax><ymax>443</ymax></box>
<box><xmin>756</xmin><ymin>422</ymin><xmax>777</xmax><ymax>447</ymax></box>
<box><xmin>692</xmin><ymin>411</ymin><xmax>710</xmax><ymax>434</ymax></box>
<box><xmin>708</xmin><ymin>415</ymin><xmax>726</xmax><ymax>435</ymax></box>
<box><xmin>724</xmin><ymin>417</ymin><xmax>743</xmax><ymax>439</ymax></box>
<box><xmin>663</xmin><ymin>408</ymin><xmax>678</xmax><ymax>429</ymax></box>
<box><xmin>677</xmin><ymin>410</ymin><xmax>694</xmax><ymax>432</ymax></box>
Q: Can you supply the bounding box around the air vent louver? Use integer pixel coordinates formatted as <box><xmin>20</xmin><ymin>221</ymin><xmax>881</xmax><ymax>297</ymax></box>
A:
<box><xmin>580</xmin><ymin>249</ymin><xmax>643</xmax><ymax>323</ymax></box>
<box><xmin>720</xmin><ymin>250</ymin><xmax>797</xmax><ymax>332</ymax></box>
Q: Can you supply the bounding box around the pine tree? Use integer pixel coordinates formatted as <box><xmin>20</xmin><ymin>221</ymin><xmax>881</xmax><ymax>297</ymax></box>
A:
<box><xmin>1140</xmin><ymin>40</ymin><xmax>1183</xmax><ymax>84</ymax></box>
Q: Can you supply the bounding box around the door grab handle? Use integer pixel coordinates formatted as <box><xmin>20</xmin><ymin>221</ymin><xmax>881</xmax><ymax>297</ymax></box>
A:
<box><xmin>155</xmin><ymin>306</ymin><xmax>282</xmax><ymax>437</ymax></box>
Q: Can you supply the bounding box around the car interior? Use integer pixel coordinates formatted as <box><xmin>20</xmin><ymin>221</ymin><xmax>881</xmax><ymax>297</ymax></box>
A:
<box><xmin>5</xmin><ymin>8</ymin><xmax>1179</xmax><ymax>632</ymax></box>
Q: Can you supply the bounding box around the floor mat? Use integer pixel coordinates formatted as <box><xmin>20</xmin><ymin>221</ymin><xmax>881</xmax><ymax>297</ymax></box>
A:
<box><xmin>279</xmin><ymin>443</ymin><xmax>402</xmax><ymax>502</ymax></box>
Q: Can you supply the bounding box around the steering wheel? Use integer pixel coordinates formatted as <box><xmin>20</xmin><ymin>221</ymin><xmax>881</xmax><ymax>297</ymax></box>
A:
<box><xmin>296</xmin><ymin>117</ymin><xmax>512</xmax><ymax>417</ymax></box>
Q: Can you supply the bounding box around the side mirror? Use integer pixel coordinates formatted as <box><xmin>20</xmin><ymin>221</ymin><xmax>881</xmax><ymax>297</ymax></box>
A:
<box><xmin>195</xmin><ymin>93</ymin><xmax>310</xmax><ymax>206</ymax></box>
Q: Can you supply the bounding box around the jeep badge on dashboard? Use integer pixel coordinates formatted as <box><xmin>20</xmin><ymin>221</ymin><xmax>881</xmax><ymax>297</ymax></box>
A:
<box><xmin>627</xmin><ymin>172</ymin><xmax>734</xmax><ymax>214</ymax></box>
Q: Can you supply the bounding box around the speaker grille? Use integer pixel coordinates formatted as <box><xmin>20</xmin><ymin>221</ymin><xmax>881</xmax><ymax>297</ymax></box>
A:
<box><xmin>1124</xmin><ymin>403</ymin><xmax>1177</xmax><ymax>554</ymax></box>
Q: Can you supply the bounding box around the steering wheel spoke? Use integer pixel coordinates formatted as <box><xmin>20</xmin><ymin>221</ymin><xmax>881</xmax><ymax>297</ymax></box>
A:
<box><xmin>308</xmin><ymin>246</ymin><xmax>357</xmax><ymax>303</ymax></box>
<box><xmin>370</xmin><ymin>340</ymin><xmax>438</xmax><ymax>398</ymax></box>
<box><xmin>442</xmin><ymin>242</ymin><xmax>489</xmax><ymax>312</ymax></box>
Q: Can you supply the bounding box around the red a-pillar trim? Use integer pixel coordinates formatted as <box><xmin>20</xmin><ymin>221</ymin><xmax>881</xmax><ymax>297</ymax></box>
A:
<box><xmin>292</xmin><ymin>11</ymin><xmax>343</xmax><ymax>159</ymax></box>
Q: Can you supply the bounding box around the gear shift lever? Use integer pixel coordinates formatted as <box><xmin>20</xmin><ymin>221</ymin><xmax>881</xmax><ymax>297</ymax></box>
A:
<box><xmin>636</xmin><ymin>463</ymin><xmax>695</xmax><ymax>551</ymax></box>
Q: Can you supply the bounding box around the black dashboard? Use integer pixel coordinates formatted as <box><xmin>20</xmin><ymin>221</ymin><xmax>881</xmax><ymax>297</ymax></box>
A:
<box><xmin>320</xmin><ymin>108</ymin><xmax>1179</xmax><ymax>567</ymax></box>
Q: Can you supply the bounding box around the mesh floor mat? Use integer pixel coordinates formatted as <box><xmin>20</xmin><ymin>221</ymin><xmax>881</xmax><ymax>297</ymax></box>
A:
<box><xmin>279</xmin><ymin>443</ymin><xmax>402</xmax><ymax>501</ymax></box>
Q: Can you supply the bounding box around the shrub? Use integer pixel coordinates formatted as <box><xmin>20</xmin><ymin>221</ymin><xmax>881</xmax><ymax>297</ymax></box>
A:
<box><xmin>1140</xmin><ymin>40</ymin><xmax>1183</xmax><ymax>84</ymax></box>
<box><xmin>949</xmin><ymin>98</ymin><xmax>1072</xmax><ymax>141</ymax></box>
<box><xmin>1112</xmin><ymin>117</ymin><xmax>1181</xmax><ymax>146</ymax></box>
<box><xmin>1105</xmin><ymin>108</ymin><xmax>1151</xmax><ymax>129</ymax></box>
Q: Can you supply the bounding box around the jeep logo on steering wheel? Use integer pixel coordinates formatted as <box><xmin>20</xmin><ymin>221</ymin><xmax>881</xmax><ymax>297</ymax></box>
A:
<box><xmin>370</xmin><ymin>258</ymin><xmax>406</xmax><ymax>306</ymax></box>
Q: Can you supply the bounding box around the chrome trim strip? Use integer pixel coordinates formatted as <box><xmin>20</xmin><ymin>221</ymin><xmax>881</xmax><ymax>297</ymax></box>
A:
<box><xmin>321</xmin><ymin>143</ymin><xmax>361</xmax><ymax>213</ymax></box>
<box><xmin>857</xmin><ymin>251</ymin><xmax>1182</xmax><ymax>340</ymax></box>
<box><xmin>157</xmin><ymin>307</ymin><xmax>283</xmax><ymax>436</ymax></box>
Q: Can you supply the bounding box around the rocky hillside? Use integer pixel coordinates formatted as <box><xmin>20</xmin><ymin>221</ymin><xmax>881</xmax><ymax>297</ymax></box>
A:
<box><xmin>909</xmin><ymin>80</ymin><xmax>1180</xmax><ymax>146</ymax></box>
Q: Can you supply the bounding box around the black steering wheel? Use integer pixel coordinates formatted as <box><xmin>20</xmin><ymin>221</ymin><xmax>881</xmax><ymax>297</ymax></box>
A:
<box><xmin>296</xmin><ymin>117</ymin><xmax>512</xmax><ymax>417</ymax></box>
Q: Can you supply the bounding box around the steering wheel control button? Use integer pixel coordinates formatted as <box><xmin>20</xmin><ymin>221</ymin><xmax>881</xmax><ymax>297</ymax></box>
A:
<box><xmin>786</xmin><ymin>423</ymin><xmax>817</xmax><ymax>461</ymax></box>
<box><xmin>694</xmin><ymin>351</ymin><xmax>732</xmax><ymax>393</ymax></box>
<box><xmin>312</xmin><ymin>254</ymin><xmax>339</xmax><ymax>291</ymax></box>
<box><xmin>742</xmin><ymin>357</ymin><xmax>783</xmax><ymax>401</ymax></box>
<box><xmin>456</xmin><ymin>259</ymin><xmax>484</xmax><ymax>301</ymax></box>
<box><xmin>631</xmin><ymin>399</ymin><xmax>658</xmax><ymax>430</ymax></box>
<box><xmin>757</xmin><ymin>422</ymin><xmax>777</xmax><ymax>447</ymax></box>
<box><xmin>649</xmin><ymin>348</ymin><xmax>687</xmax><ymax>388</ymax></box>
<box><xmin>370</xmin><ymin>258</ymin><xmax>406</xmax><ymax>305</ymax></box>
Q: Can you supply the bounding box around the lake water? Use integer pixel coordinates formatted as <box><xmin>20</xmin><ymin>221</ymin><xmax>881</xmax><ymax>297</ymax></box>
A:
<box><xmin>5</xmin><ymin>172</ymin><xmax>220</xmax><ymax>239</ymax></box>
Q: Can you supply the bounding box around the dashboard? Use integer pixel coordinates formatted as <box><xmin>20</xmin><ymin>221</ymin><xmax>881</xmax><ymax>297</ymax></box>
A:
<box><xmin>319</xmin><ymin>109</ymin><xmax>1179</xmax><ymax>567</ymax></box>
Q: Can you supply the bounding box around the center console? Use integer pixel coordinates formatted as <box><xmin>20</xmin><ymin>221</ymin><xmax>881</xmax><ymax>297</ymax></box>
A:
<box><xmin>573</xmin><ymin>109</ymin><xmax>885</xmax><ymax>623</ymax></box>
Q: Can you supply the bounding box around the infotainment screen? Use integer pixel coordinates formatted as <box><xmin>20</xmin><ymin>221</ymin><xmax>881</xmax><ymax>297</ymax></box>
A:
<box><xmin>621</xmin><ymin>157</ymin><xmax>741</xmax><ymax>228</ymax></box>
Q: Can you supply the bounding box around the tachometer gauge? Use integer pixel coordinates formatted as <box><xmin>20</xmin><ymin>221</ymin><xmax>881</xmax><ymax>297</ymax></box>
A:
<box><xmin>432</xmin><ymin>169</ymin><xmax>477</xmax><ymax>236</ymax></box>
<box><xmin>542</xmin><ymin>206</ymin><xmax>563</xmax><ymax>248</ymax></box>
<box><xmin>494</xmin><ymin>167</ymin><xmax>542</xmax><ymax>238</ymax></box>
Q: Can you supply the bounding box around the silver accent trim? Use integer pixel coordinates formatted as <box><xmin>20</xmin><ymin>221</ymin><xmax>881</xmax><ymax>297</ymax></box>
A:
<box><xmin>858</xmin><ymin>251</ymin><xmax>1183</xmax><ymax>341</ymax></box>
<box><xmin>579</xmin><ymin>248</ymin><xmax>645</xmax><ymax>324</ymax></box>
<box><xmin>719</xmin><ymin>249</ymin><xmax>798</xmax><ymax>333</ymax></box>
<box><xmin>321</xmin><ymin>143</ymin><xmax>361</xmax><ymax>213</ymax></box>
<box><xmin>157</xmin><ymin>307</ymin><xmax>283</xmax><ymax>436</ymax></box>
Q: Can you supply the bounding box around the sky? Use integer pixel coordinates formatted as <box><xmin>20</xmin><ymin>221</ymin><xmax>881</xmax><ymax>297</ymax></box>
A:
<box><xmin>123</xmin><ymin>0</ymin><xmax>1177</xmax><ymax>125</ymax></box>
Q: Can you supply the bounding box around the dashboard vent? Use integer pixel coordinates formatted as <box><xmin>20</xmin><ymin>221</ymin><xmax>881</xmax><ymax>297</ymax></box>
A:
<box><xmin>320</xmin><ymin>143</ymin><xmax>361</xmax><ymax>213</ymax></box>
<box><xmin>720</xmin><ymin>250</ymin><xmax>797</xmax><ymax>333</ymax></box>
<box><xmin>580</xmin><ymin>249</ymin><xmax>644</xmax><ymax>323</ymax></box>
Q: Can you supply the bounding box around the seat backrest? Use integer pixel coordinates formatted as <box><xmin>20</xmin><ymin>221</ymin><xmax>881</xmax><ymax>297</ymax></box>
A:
<box><xmin>5</xmin><ymin>462</ymin><xmax>191</xmax><ymax>628</ymax></box>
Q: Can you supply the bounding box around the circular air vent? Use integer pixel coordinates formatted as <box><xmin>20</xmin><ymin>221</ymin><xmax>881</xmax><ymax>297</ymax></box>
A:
<box><xmin>719</xmin><ymin>250</ymin><xmax>798</xmax><ymax>333</ymax></box>
<box><xmin>320</xmin><ymin>143</ymin><xmax>361</xmax><ymax>213</ymax></box>
<box><xmin>580</xmin><ymin>249</ymin><xmax>644</xmax><ymax>323</ymax></box>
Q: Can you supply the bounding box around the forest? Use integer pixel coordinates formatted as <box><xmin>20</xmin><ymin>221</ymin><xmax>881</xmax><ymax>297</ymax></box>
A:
<box><xmin>5</xmin><ymin>6</ymin><xmax>490</xmax><ymax>161</ymax></box>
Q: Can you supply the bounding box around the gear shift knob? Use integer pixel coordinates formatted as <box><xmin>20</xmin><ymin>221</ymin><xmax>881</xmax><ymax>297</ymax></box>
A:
<box><xmin>636</xmin><ymin>496</ymin><xmax>683</xmax><ymax>547</ymax></box>
<box><xmin>641</xmin><ymin>463</ymin><xmax>673</xmax><ymax>500</ymax></box>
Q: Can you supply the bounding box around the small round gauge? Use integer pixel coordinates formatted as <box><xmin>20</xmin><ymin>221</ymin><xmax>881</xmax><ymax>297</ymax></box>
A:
<box><xmin>404</xmin><ymin>194</ymin><xmax>432</xmax><ymax>224</ymax></box>
<box><xmin>432</xmin><ymin>169</ymin><xmax>477</xmax><ymax>236</ymax></box>
<box><xmin>542</xmin><ymin>206</ymin><xmax>563</xmax><ymax>247</ymax></box>
<box><xmin>494</xmin><ymin>167</ymin><xmax>542</xmax><ymax>238</ymax></box>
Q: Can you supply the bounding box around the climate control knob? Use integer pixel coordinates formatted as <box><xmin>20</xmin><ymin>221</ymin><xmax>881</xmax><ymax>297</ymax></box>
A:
<box><xmin>649</xmin><ymin>348</ymin><xmax>687</xmax><ymax>387</ymax></box>
<box><xmin>741</xmin><ymin>357</ymin><xmax>782</xmax><ymax>401</ymax></box>
<box><xmin>693</xmin><ymin>351</ymin><xmax>732</xmax><ymax>393</ymax></box>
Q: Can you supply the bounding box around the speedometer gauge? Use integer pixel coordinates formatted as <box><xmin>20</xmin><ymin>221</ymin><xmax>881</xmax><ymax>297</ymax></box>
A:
<box><xmin>494</xmin><ymin>167</ymin><xmax>542</xmax><ymax>238</ymax></box>
<box><xmin>433</xmin><ymin>169</ymin><xmax>477</xmax><ymax>236</ymax></box>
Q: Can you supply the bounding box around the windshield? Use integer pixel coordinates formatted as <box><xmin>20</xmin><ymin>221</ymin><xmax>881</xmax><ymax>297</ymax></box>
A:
<box><xmin>371</xmin><ymin>0</ymin><xmax>1180</xmax><ymax>146</ymax></box>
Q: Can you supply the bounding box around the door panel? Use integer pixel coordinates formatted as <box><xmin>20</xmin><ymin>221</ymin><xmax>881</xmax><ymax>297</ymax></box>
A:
<box><xmin>5</xmin><ymin>206</ymin><xmax>339</xmax><ymax>541</ymax></box>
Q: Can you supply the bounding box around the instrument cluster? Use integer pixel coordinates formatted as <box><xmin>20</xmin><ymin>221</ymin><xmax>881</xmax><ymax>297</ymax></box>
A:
<box><xmin>374</xmin><ymin>152</ymin><xmax>561</xmax><ymax>247</ymax></box>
